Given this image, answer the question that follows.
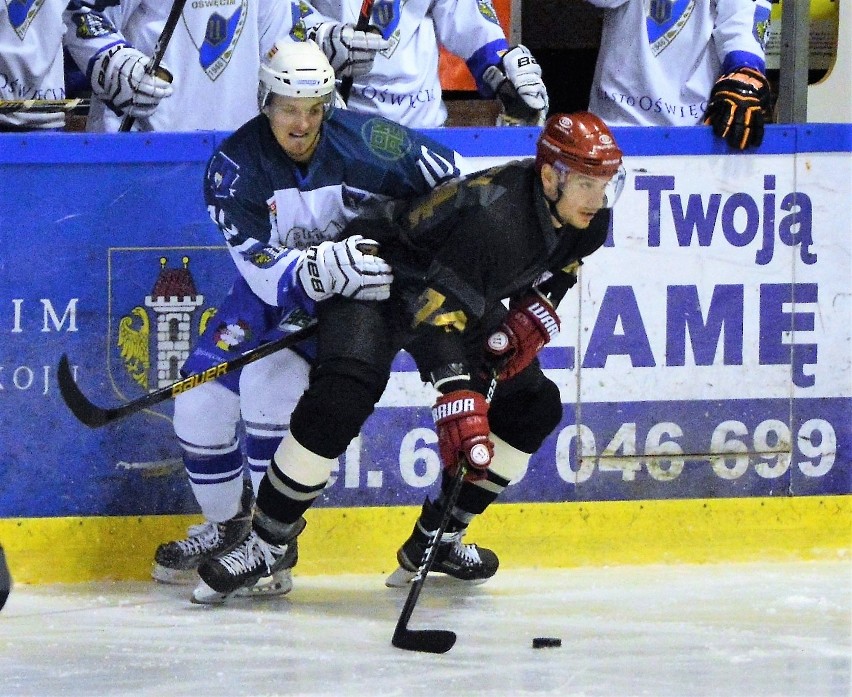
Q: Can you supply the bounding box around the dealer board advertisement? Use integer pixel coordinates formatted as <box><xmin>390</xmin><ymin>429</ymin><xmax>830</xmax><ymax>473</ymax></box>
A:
<box><xmin>0</xmin><ymin>126</ymin><xmax>848</xmax><ymax>518</ymax></box>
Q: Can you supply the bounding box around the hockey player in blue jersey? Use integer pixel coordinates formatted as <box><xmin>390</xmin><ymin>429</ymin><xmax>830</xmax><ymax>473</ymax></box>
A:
<box><xmin>157</xmin><ymin>39</ymin><xmax>463</xmax><ymax>601</ymax></box>
<box><xmin>195</xmin><ymin>111</ymin><xmax>625</xmax><ymax>601</ymax></box>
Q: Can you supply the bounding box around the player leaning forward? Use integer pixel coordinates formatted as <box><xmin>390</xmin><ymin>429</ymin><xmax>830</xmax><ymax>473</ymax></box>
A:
<box><xmin>172</xmin><ymin>39</ymin><xmax>462</xmax><ymax>601</ymax></box>
<box><xmin>195</xmin><ymin>112</ymin><xmax>626</xmax><ymax>600</ymax></box>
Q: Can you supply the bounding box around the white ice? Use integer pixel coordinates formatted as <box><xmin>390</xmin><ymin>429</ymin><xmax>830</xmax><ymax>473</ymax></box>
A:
<box><xmin>1</xmin><ymin>561</ymin><xmax>849</xmax><ymax>697</ymax></box>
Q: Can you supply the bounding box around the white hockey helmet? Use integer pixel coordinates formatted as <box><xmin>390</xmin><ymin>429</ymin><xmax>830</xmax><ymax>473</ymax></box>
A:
<box><xmin>258</xmin><ymin>39</ymin><xmax>336</xmax><ymax>111</ymax></box>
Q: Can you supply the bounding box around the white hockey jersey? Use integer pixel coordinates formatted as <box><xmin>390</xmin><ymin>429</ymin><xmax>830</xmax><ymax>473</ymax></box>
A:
<box><xmin>311</xmin><ymin>0</ymin><xmax>510</xmax><ymax>127</ymax></box>
<box><xmin>64</xmin><ymin>0</ymin><xmax>328</xmax><ymax>132</ymax></box>
<box><xmin>587</xmin><ymin>0</ymin><xmax>771</xmax><ymax>127</ymax></box>
<box><xmin>0</xmin><ymin>0</ymin><xmax>68</xmax><ymax>130</ymax></box>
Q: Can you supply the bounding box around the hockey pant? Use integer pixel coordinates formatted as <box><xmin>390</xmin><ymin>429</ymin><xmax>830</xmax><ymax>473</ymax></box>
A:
<box><xmin>175</xmin><ymin>277</ymin><xmax>314</xmax><ymax>523</ymax></box>
<box><xmin>256</xmin><ymin>297</ymin><xmax>562</xmax><ymax>533</ymax></box>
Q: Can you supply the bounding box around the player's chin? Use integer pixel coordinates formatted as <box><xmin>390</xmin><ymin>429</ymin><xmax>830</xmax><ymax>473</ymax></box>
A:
<box><xmin>571</xmin><ymin>213</ymin><xmax>596</xmax><ymax>229</ymax></box>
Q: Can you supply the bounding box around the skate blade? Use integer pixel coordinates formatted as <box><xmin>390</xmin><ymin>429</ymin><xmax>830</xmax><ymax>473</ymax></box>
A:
<box><xmin>384</xmin><ymin>566</ymin><xmax>416</xmax><ymax>588</ymax></box>
<box><xmin>233</xmin><ymin>571</ymin><xmax>293</xmax><ymax>598</ymax></box>
<box><xmin>190</xmin><ymin>580</ymin><xmax>231</xmax><ymax>605</ymax></box>
<box><xmin>151</xmin><ymin>564</ymin><xmax>198</xmax><ymax>586</ymax></box>
<box><xmin>384</xmin><ymin>566</ymin><xmax>492</xmax><ymax>588</ymax></box>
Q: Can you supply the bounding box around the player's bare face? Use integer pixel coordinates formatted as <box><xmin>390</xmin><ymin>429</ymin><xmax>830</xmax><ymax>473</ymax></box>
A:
<box><xmin>555</xmin><ymin>172</ymin><xmax>609</xmax><ymax>228</ymax></box>
<box><xmin>267</xmin><ymin>95</ymin><xmax>327</xmax><ymax>163</ymax></box>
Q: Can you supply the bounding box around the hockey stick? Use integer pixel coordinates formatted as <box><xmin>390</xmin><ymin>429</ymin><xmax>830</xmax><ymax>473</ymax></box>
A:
<box><xmin>57</xmin><ymin>320</ymin><xmax>317</xmax><ymax>428</ymax></box>
<box><xmin>118</xmin><ymin>0</ymin><xmax>187</xmax><ymax>132</ymax></box>
<box><xmin>391</xmin><ymin>373</ymin><xmax>498</xmax><ymax>654</ymax></box>
<box><xmin>338</xmin><ymin>0</ymin><xmax>375</xmax><ymax>104</ymax></box>
<box><xmin>0</xmin><ymin>98</ymin><xmax>90</xmax><ymax>114</ymax></box>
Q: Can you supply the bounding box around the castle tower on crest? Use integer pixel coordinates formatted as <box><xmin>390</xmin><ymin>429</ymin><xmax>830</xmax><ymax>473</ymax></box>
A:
<box><xmin>144</xmin><ymin>256</ymin><xmax>204</xmax><ymax>388</ymax></box>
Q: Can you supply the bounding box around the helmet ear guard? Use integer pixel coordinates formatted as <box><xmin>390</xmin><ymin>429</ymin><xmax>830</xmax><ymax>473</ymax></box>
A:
<box><xmin>257</xmin><ymin>39</ymin><xmax>336</xmax><ymax>112</ymax></box>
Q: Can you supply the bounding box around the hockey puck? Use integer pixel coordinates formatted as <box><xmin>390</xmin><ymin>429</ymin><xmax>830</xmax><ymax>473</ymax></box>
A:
<box><xmin>532</xmin><ymin>637</ymin><xmax>562</xmax><ymax>649</ymax></box>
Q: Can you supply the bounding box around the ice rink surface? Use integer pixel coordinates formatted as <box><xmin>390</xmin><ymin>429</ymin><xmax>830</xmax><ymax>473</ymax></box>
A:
<box><xmin>1</xmin><ymin>561</ymin><xmax>849</xmax><ymax>697</ymax></box>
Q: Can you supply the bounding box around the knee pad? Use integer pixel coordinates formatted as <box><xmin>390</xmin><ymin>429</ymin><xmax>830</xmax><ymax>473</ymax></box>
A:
<box><xmin>488</xmin><ymin>377</ymin><xmax>562</xmax><ymax>453</ymax></box>
<box><xmin>290</xmin><ymin>358</ymin><xmax>388</xmax><ymax>459</ymax></box>
<box><xmin>173</xmin><ymin>380</ymin><xmax>240</xmax><ymax>454</ymax></box>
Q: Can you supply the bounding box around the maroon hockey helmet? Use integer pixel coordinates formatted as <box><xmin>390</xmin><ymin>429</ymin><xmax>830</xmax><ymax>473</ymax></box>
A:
<box><xmin>535</xmin><ymin>112</ymin><xmax>623</xmax><ymax>178</ymax></box>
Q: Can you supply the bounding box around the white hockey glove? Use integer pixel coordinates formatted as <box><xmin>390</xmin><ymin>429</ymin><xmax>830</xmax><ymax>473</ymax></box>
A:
<box><xmin>308</xmin><ymin>22</ymin><xmax>390</xmax><ymax>79</ymax></box>
<box><xmin>482</xmin><ymin>45</ymin><xmax>548</xmax><ymax>127</ymax></box>
<box><xmin>91</xmin><ymin>44</ymin><xmax>173</xmax><ymax>118</ymax></box>
<box><xmin>297</xmin><ymin>235</ymin><xmax>393</xmax><ymax>302</ymax></box>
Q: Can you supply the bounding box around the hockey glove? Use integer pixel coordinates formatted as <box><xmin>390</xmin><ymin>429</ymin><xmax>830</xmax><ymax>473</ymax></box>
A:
<box><xmin>433</xmin><ymin>390</ymin><xmax>494</xmax><ymax>478</ymax></box>
<box><xmin>297</xmin><ymin>235</ymin><xmax>393</xmax><ymax>302</ymax></box>
<box><xmin>309</xmin><ymin>22</ymin><xmax>390</xmax><ymax>79</ymax></box>
<box><xmin>483</xmin><ymin>291</ymin><xmax>560</xmax><ymax>381</ymax></box>
<box><xmin>90</xmin><ymin>44</ymin><xmax>173</xmax><ymax>118</ymax></box>
<box><xmin>482</xmin><ymin>45</ymin><xmax>548</xmax><ymax>126</ymax></box>
<box><xmin>703</xmin><ymin>67</ymin><xmax>772</xmax><ymax>150</ymax></box>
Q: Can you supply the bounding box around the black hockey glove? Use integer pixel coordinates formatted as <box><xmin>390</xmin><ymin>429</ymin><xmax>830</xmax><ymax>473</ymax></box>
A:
<box><xmin>703</xmin><ymin>67</ymin><xmax>772</xmax><ymax>150</ymax></box>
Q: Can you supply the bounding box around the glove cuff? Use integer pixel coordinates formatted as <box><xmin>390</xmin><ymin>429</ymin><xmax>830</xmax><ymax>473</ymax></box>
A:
<box><xmin>432</xmin><ymin>390</ymin><xmax>489</xmax><ymax>425</ymax></box>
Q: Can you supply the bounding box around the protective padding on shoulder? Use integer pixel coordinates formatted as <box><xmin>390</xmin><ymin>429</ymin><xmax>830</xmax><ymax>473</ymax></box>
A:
<box><xmin>488</xmin><ymin>374</ymin><xmax>562</xmax><ymax>454</ymax></box>
<box><xmin>173</xmin><ymin>380</ymin><xmax>240</xmax><ymax>453</ymax></box>
<box><xmin>290</xmin><ymin>358</ymin><xmax>388</xmax><ymax>459</ymax></box>
<box><xmin>488</xmin><ymin>434</ymin><xmax>531</xmax><ymax>483</ymax></box>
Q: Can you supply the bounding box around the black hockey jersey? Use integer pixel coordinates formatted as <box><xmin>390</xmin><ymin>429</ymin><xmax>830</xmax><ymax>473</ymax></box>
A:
<box><xmin>343</xmin><ymin>159</ymin><xmax>611</xmax><ymax>376</ymax></box>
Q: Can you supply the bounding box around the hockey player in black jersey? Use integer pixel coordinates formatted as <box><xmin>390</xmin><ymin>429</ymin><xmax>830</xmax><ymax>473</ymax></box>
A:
<box><xmin>196</xmin><ymin>112</ymin><xmax>625</xmax><ymax>599</ymax></box>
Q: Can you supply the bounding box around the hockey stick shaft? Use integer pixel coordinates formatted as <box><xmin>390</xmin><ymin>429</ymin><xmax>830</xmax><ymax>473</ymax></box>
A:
<box><xmin>58</xmin><ymin>320</ymin><xmax>317</xmax><ymax>428</ymax></box>
<box><xmin>391</xmin><ymin>373</ymin><xmax>498</xmax><ymax>654</ymax></box>
<box><xmin>391</xmin><ymin>461</ymin><xmax>466</xmax><ymax>654</ymax></box>
<box><xmin>338</xmin><ymin>0</ymin><xmax>375</xmax><ymax>104</ymax></box>
<box><xmin>118</xmin><ymin>0</ymin><xmax>187</xmax><ymax>132</ymax></box>
<box><xmin>0</xmin><ymin>98</ymin><xmax>90</xmax><ymax>114</ymax></box>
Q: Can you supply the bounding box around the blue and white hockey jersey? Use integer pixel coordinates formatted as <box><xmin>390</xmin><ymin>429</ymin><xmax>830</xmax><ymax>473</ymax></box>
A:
<box><xmin>587</xmin><ymin>0</ymin><xmax>771</xmax><ymax>127</ymax></box>
<box><xmin>64</xmin><ymin>0</ymin><xmax>327</xmax><ymax>132</ymax></box>
<box><xmin>204</xmin><ymin>108</ymin><xmax>461</xmax><ymax>313</ymax></box>
<box><xmin>0</xmin><ymin>0</ymin><xmax>69</xmax><ymax>130</ymax></box>
<box><xmin>311</xmin><ymin>0</ymin><xmax>510</xmax><ymax>127</ymax></box>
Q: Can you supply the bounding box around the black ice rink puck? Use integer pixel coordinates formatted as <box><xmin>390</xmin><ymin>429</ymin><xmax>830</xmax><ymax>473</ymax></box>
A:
<box><xmin>532</xmin><ymin>637</ymin><xmax>562</xmax><ymax>649</ymax></box>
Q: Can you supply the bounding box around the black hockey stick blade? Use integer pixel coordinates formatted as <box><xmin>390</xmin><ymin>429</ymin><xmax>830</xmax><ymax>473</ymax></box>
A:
<box><xmin>57</xmin><ymin>320</ymin><xmax>317</xmax><ymax>428</ymax></box>
<box><xmin>390</xmin><ymin>465</ymin><xmax>467</xmax><ymax>653</ymax></box>
<box><xmin>391</xmin><ymin>627</ymin><xmax>456</xmax><ymax>654</ymax></box>
<box><xmin>58</xmin><ymin>354</ymin><xmax>115</xmax><ymax>428</ymax></box>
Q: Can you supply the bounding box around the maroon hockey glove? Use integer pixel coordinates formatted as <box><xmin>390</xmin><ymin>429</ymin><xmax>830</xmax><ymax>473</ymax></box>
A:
<box><xmin>432</xmin><ymin>390</ymin><xmax>494</xmax><ymax>478</ymax></box>
<box><xmin>703</xmin><ymin>67</ymin><xmax>772</xmax><ymax>150</ymax></box>
<box><xmin>484</xmin><ymin>291</ymin><xmax>560</xmax><ymax>381</ymax></box>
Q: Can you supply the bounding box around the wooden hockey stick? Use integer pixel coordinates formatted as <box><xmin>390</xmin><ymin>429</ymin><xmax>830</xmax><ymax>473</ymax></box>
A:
<box><xmin>118</xmin><ymin>0</ymin><xmax>187</xmax><ymax>132</ymax></box>
<box><xmin>0</xmin><ymin>98</ymin><xmax>90</xmax><ymax>114</ymax></box>
<box><xmin>391</xmin><ymin>373</ymin><xmax>498</xmax><ymax>654</ymax></box>
<box><xmin>338</xmin><ymin>0</ymin><xmax>375</xmax><ymax>104</ymax></box>
<box><xmin>58</xmin><ymin>321</ymin><xmax>317</xmax><ymax>428</ymax></box>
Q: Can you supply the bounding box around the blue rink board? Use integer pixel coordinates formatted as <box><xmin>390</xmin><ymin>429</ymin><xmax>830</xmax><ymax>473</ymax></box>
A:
<box><xmin>0</xmin><ymin>125</ymin><xmax>849</xmax><ymax>518</ymax></box>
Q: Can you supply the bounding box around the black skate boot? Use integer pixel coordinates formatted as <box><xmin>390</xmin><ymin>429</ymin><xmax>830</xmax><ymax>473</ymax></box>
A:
<box><xmin>385</xmin><ymin>498</ymin><xmax>499</xmax><ymax>588</ymax></box>
<box><xmin>192</xmin><ymin>517</ymin><xmax>305</xmax><ymax>604</ymax></box>
<box><xmin>152</xmin><ymin>480</ymin><xmax>254</xmax><ymax>584</ymax></box>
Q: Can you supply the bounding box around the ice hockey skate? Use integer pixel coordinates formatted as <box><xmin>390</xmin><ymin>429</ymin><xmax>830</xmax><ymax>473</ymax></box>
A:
<box><xmin>151</xmin><ymin>515</ymin><xmax>252</xmax><ymax>584</ymax></box>
<box><xmin>152</xmin><ymin>479</ymin><xmax>254</xmax><ymax>584</ymax></box>
<box><xmin>385</xmin><ymin>498</ymin><xmax>499</xmax><ymax>588</ymax></box>
<box><xmin>192</xmin><ymin>518</ymin><xmax>305</xmax><ymax>604</ymax></box>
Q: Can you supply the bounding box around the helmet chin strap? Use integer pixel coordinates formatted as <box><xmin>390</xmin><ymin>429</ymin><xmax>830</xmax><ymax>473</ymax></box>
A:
<box><xmin>546</xmin><ymin>188</ymin><xmax>569</xmax><ymax>228</ymax></box>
